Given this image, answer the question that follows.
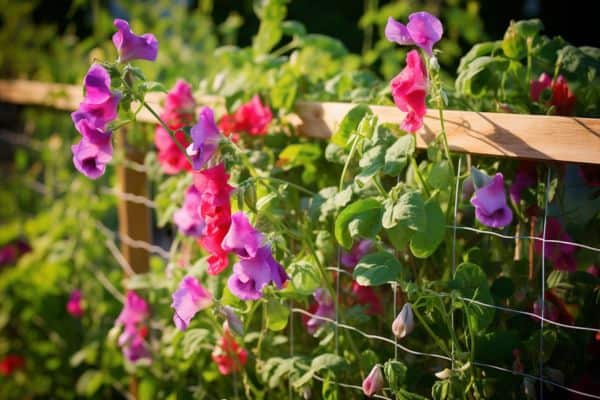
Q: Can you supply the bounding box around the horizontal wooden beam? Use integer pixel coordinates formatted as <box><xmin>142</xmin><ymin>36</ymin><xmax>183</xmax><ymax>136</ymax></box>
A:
<box><xmin>1</xmin><ymin>79</ymin><xmax>599</xmax><ymax>164</ymax></box>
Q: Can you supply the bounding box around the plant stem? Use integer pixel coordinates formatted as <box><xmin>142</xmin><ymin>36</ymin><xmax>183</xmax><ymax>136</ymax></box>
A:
<box><xmin>248</xmin><ymin>176</ymin><xmax>317</xmax><ymax>196</ymax></box>
<box><xmin>412</xmin><ymin>303</ymin><xmax>451</xmax><ymax>356</ymax></box>
<box><xmin>142</xmin><ymin>101</ymin><xmax>193</xmax><ymax>166</ymax></box>
<box><xmin>339</xmin><ymin>136</ymin><xmax>361</xmax><ymax>192</ymax></box>
<box><xmin>223</xmin><ymin>137</ymin><xmax>259</xmax><ymax>178</ymax></box>
<box><xmin>372</xmin><ymin>175</ymin><xmax>388</xmax><ymax>197</ymax></box>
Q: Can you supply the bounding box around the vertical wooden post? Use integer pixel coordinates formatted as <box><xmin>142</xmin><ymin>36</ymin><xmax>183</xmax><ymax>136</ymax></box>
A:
<box><xmin>115</xmin><ymin>130</ymin><xmax>150</xmax><ymax>399</ymax></box>
<box><xmin>116</xmin><ymin>131</ymin><xmax>151</xmax><ymax>276</ymax></box>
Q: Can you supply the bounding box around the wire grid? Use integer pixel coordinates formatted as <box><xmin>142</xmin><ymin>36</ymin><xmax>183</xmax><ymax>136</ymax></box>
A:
<box><xmin>4</xmin><ymin>128</ymin><xmax>600</xmax><ymax>399</ymax></box>
<box><xmin>287</xmin><ymin>157</ymin><xmax>600</xmax><ymax>399</ymax></box>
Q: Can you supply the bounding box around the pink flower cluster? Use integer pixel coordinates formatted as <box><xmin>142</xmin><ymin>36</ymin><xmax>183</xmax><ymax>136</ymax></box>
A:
<box><xmin>530</xmin><ymin>73</ymin><xmax>576</xmax><ymax>116</ymax></box>
<box><xmin>67</xmin><ymin>290</ymin><xmax>84</xmax><ymax>318</ymax></box>
<box><xmin>115</xmin><ymin>291</ymin><xmax>151</xmax><ymax>363</ymax></box>
<box><xmin>218</xmin><ymin>95</ymin><xmax>272</xmax><ymax>141</ymax></box>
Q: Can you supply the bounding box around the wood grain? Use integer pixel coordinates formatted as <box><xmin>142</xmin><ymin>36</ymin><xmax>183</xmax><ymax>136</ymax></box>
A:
<box><xmin>1</xmin><ymin>79</ymin><xmax>599</xmax><ymax>164</ymax></box>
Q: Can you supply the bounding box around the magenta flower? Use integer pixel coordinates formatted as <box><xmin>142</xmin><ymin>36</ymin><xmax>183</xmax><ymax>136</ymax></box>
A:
<box><xmin>71</xmin><ymin>136</ymin><xmax>113</xmax><ymax>179</ymax></box>
<box><xmin>117</xmin><ymin>291</ymin><xmax>149</xmax><ymax>329</ymax></box>
<box><xmin>122</xmin><ymin>332</ymin><xmax>151</xmax><ymax>362</ymax></box>
<box><xmin>71</xmin><ymin>64</ymin><xmax>120</xmax><ymax>129</ymax></box>
<box><xmin>66</xmin><ymin>290</ymin><xmax>84</xmax><ymax>318</ymax></box>
<box><xmin>305</xmin><ymin>288</ymin><xmax>335</xmax><ymax>335</ymax></box>
<box><xmin>186</xmin><ymin>107</ymin><xmax>221</xmax><ymax>170</ymax></box>
<box><xmin>390</xmin><ymin>50</ymin><xmax>428</xmax><ymax>133</ymax></box>
<box><xmin>470</xmin><ymin>173</ymin><xmax>513</xmax><ymax>228</ymax></box>
<box><xmin>534</xmin><ymin>218</ymin><xmax>577</xmax><ymax>271</ymax></box>
<box><xmin>112</xmin><ymin>19</ymin><xmax>158</xmax><ymax>63</ymax></box>
<box><xmin>221</xmin><ymin>212</ymin><xmax>264</xmax><ymax>259</ymax></box>
<box><xmin>173</xmin><ymin>185</ymin><xmax>204</xmax><ymax>237</ymax></box>
<box><xmin>227</xmin><ymin>246</ymin><xmax>288</xmax><ymax>300</ymax></box>
<box><xmin>362</xmin><ymin>364</ymin><xmax>384</xmax><ymax>397</ymax></box>
<box><xmin>385</xmin><ymin>12</ymin><xmax>443</xmax><ymax>55</ymax></box>
<box><xmin>171</xmin><ymin>276</ymin><xmax>212</xmax><ymax>331</ymax></box>
<box><xmin>340</xmin><ymin>240</ymin><xmax>373</xmax><ymax>269</ymax></box>
<box><xmin>115</xmin><ymin>291</ymin><xmax>150</xmax><ymax>363</ymax></box>
<box><xmin>509</xmin><ymin>162</ymin><xmax>537</xmax><ymax>204</ymax></box>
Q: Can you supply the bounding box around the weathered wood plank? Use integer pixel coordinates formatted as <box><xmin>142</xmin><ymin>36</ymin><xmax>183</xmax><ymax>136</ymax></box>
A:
<box><xmin>1</xmin><ymin>79</ymin><xmax>599</xmax><ymax>164</ymax></box>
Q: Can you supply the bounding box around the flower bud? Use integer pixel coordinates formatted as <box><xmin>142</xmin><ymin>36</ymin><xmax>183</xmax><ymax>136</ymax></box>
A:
<box><xmin>392</xmin><ymin>303</ymin><xmax>414</xmax><ymax>339</ymax></box>
<box><xmin>362</xmin><ymin>364</ymin><xmax>384</xmax><ymax>397</ymax></box>
<box><xmin>429</xmin><ymin>55</ymin><xmax>440</xmax><ymax>71</ymax></box>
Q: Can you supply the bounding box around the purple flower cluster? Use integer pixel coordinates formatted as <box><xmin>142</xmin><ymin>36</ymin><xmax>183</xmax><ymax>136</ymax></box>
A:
<box><xmin>71</xmin><ymin>65</ymin><xmax>120</xmax><ymax>179</ymax></box>
<box><xmin>385</xmin><ymin>12</ymin><xmax>443</xmax><ymax>55</ymax></box>
<box><xmin>115</xmin><ymin>291</ymin><xmax>151</xmax><ymax>363</ymax></box>
<box><xmin>186</xmin><ymin>107</ymin><xmax>221</xmax><ymax>170</ymax></box>
<box><xmin>470</xmin><ymin>171</ymin><xmax>513</xmax><ymax>229</ymax></box>
<box><xmin>112</xmin><ymin>19</ymin><xmax>158</xmax><ymax>63</ymax></box>
<box><xmin>171</xmin><ymin>276</ymin><xmax>212</xmax><ymax>331</ymax></box>
<box><xmin>224</xmin><ymin>212</ymin><xmax>288</xmax><ymax>300</ymax></box>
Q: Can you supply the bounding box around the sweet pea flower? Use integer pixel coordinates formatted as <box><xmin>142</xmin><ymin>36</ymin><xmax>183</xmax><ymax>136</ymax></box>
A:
<box><xmin>122</xmin><ymin>331</ymin><xmax>151</xmax><ymax>363</ymax></box>
<box><xmin>186</xmin><ymin>107</ymin><xmax>221</xmax><ymax>170</ymax></box>
<box><xmin>362</xmin><ymin>364</ymin><xmax>384</xmax><ymax>397</ymax></box>
<box><xmin>385</xmin><ymin>12</ymin><xmax>443</xmax><ymax>55</ymax></box>
<box><xmin>218</xmin><ymin>95</ymin><xmax>272</xmax><ymax>138</ymax></box>
<box><xmin>211</xmin><ymin>323</ymin><xmax>248</xmax><ymax>375</ymax></box>
<box><xmin>171</xmin><ymin>276</ymin><xmax>212</xmax><ymax>331</ymax></box>
<box><xmin>112</xmin><ymin>19</ymin><xmax>158</xmax><ymax>63</ymax></box>
<box><xmin>154</xmin><ymin>127</ymin><xmax>192</xmax><ymax>174</ymax></box>
<box><xmin>220</xmin><ymin>306</ymin><xmax>244</xmax><ymax>336</ymax></box>
<box><xmin>532</xmin><ymin>289</ymin><xmax>574</xmax><ymax>325</ymax></box>
<box><xmin>117</xmin><ymin>291</ymin><xmax>149</xmax><ymax>330</ymax></box>
<box><xmin>163</xmin><ymin>80</ymin><xmax>196</xmax><ymax>129</ymax></box>
<box><xmin>470</xmin><ymin>172</ymin><xmax>513</xmax><ymax>228</ymax></box>
<box><xmin>0</xmin><ymin>355</ymin><xmax>25</xmax><ymax>376</ymax></box>
<box><xmin>304</xmin><ymin>288</ymin><xmax>335</xmax><ymax>335</ymax></box>
<box><xmin>67</xmin><ymin>290</ymin><xmax>84</xmax><ymax>318</ymax></box>
<box><xmin>221</xmin><ymin>212</ymin><xmax>264</xmax><ymax>259</ymax></box>
<box><xmin>71</xmin><ymin>64</ymin><xmax>120</xmax><ymax>129</ymax></box>
<box><xmin>351</xmin><ymin>282</ymin><xmax>383</xmax><ymax>315</ymax></box>
<box><xmin>509</xmin><ymin>162</ymin><xmax>537</xmax><ymax>204</ymax></box>
<box><xmin>115</xmin><ymin>291</ymin><xmax>150</xmax><ymax>363</ymax></box>
<box><xmin>341</xmin><ymin>240</ymin><xmax>373</xmax><ymax>269</ymax></box>
<box><xmin>227</xmin><ymin>246</ymin><xmax>288</xmax><ymax>300</ymax></box>
<box><xmin>173</xmin><ymin>185</ymin><xmax>204</xmax><ymax>237</ymax></box>
<box><xmin>534</xmin><ymin>217</ymin><xmax>577</xmax><ymax>271</ymax></box>
<box><xmin>392</xmin><ymin>303</ymin><xmax>415</xmax><ymax>339</ymax></box>
<box><xmin>71</xmin><ymin>136</ymin><xmax>113</xmax><ymax>179</ymax></box>
<box><xmin>390</xmin><ymin>50</ymin><xmax>428</xmax><ymax>133</ymax></box>
<box><xmin>530</xmin><ymin>73</ymin><xmax>576</xmax><ymax>116</ymax></box>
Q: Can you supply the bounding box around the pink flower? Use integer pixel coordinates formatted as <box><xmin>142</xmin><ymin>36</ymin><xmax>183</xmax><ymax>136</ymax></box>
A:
<box><xmin>67</xmin><ymin>290</ymin><xmax>84</xmax><ymax>318</ymax></box>
<box><xmin>530</xmin><ymin>73</ymin><xmax>576</xmax><ymax>116</ymax></box>
<box><xmin>154</xmin><ymin>127</ymin><xmax>192</xmax><ymax>174</ymax></box>
<box><xmin>304</xmin><ymin>288</ymin><xmax>335</xmax><ymax>335</ymax></box>
<box><xmin>509</xmin><ymin>162</ymin><xmax>537</xmax><ymax>204</ymax></box>
<box><xmin>227</xmin><ymin>246</ymin><xmax>288</xmax><ymax>300</ymax></box>
<box><xmin>218</xmin><ymin>95</ymin><xmax>272</xmax><ymax>137</ymax></box>
<box><xmin>115</xmin><ymin>291</ymin><xmax>151</xmax><ymax>363</ymax></box>
<box><xmin>163</xmin><ymin>80</ymin><xmax>196</xmax><ymax>128</ymax></box>
<box><xmin>0</xmin><ymin>355</ymin><xmax>25</xmax><ymax>376</ymax></box>
<box><xmin>362</xmin><ymin>364</ymin><xmax>384</xmax><ymax>397</ymax></box>
<box><xmin>173</xmin><ymin>185</ymin><xmax>204</xmax><ymax>237</ymax></box>
<box><xmin>211</xmin><ymin>323</ymin><xmax>248</xmax><ymax>375</ymax></box>
<box><xmin>112</xmin><ymin>19</ymin><xmax>158</xmax><ymax>63</ymax></box>
<box><xmin>340</xmin><ymin>240</ymin><xmax>373</xmax><ymax>269</ymax></box>
<box><xmin>534</xmin><ymin>218</ymin><xmax>577</xmax><ymax>271</ymax></box>
<box><xmin>186</xmin><ymin>107</ymin><xmax>221</xmax><ymax>170</ymax></box>
<box><xmin>171</xmin><ymin>276</ymin><xmax>212</xmax><ymax>331</ymax></box>
<box><xmin>470</xmin><ymin>173</ymin><xmax>513</xmax><ymax>228</ymax></box>
<box><xmin>221</xmin><ymin>212</ymin><xmax>264</xmax><ymax>259</ymax></box>
<box><xmin>390</xmin><ymin>50</ymin><xmax>428</xmax><ymax>133</ymax></box>
<box><xmin>351</xmin><ymin>282</ymin><xmax>383</xmax><ymax>315</ymax></box>
<box><xmin>385</xmin><ymin>12</ymin><xmax>443</xmax><ymax>55</ymax></box>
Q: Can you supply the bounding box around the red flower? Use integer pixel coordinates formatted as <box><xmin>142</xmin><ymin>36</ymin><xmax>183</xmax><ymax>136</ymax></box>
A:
<box><xmin>0</xmin><ymin>354</ymin><xmax>25</xmax><ymax>376</ymax></box>
<box><xmin>211</xmin><ymin>324</ymin><xmax>248</xmax><ymax>375</ymax></box>
<box><xmin>390</xmin><ymin>49</ymin><xmax>428</xmax><ymax>133</ymax></box>
<box><xmin>534</xmin><ymin>218</ymin><xmax>577</xmax><ymax>272</ymax></box>
<box><xmin>350</xmin><ymin>282</ymin><xmax>383</xmax><ymax>315</ymax></box>
<box><xmin>218</xmin><ymin>95</ymin><xmax>272</xmax><ymax>138</ymax></box>
<box><xmin>530</xmin><ymin>73</ymin><xmax>576</xmax><ymax>116</ymax></box>
<box><xmin>532</xmin><ymin>289</ymin><xmax>574</xmax><ymax>325</ymax></box>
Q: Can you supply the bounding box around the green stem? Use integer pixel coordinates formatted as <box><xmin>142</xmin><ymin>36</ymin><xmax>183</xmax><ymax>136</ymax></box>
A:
<box><xmin>412</xmin><ymin>303</ymin><xmax>451</xmax><ymax>356</ymax></box>
<box><xmin>437</xmin><ymin>108</ymin><xmax>455</xmax><ymax>174</ymax></box>
<box><xmin>142</xmin><ymin>101</ymin><xmax>193</xmax><ymax>166</ymax></box>
<box><xmin>223</xmin><ymin>137</ymin><xmax>259</xmax><ymax>178</ymax></box>
<box><xmin>248</xmin><ymin>176</ymin><xmax>317</xmax><ymax>197</ymax></box>
<box><xmin>270</xmin><ymin>40</ymin><xmax>300</xmax><ymax>58</ymax></box>
<box><xmin>410</xmin><ymin>157</ymin><xmax>431</xmax><ymax>198</ymax></box>
<box><xmin>372</xmin><ymin>175</ymin><xmax>388</xmax><ymax>197</ymax></box>
<box><xmin>339</xmin><ymin>136</ymin><xmax>361</xmax><ymax>192</ymax></box>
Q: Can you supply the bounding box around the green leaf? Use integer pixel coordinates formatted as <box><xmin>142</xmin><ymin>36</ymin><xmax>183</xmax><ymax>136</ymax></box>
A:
<box><xmin>266</xmin><ymin>299</ymin><xmax>289</xmax><ymax>331</ymax></box>
<box><xmin>335</xmin><ymin>198</ymin><xmax>383</xmax><ymax>249</ymax></box>
<box><xmin>410</xmin><ymin>200</ymin><xmax>445</xmax><ymax>258</ymax></box>
<box><xmin>182</xmin><ymin>328</ymin><xmax>210</xmax><ymax>359</ymax></box>
<box><xmin>385</xmin><ymin>224</ymin><xmax>414</xmax><ymax>251</ymax></box>
<box><xmin>382</xmin><ymin>191</ymin><xmax>426</xmax><ymax>231</ymax></box>
<box><xmin>384</xmin><ymin>360</ymin><xmax>408</xmax><ymax>392</ymax></box>
<box><xmin>288</xmin><ymin>260</ymin><xmax>321</xmax><ymax>296</ymax></box>
<box><xmin>76</xmin><ymin>370</ymin><xmax>104</xmax><ymax>397</ymax></box>
<box><xmin>427</xmin><ymin>161</ymin><xmax>452</xmax><ymax>190</ymax></box>
<box><xmin>281</xmin><ymin>20</ymin><xmax>306</xmax><ymax>37</ymax></box>
<box><xmin>270</xmin><ymin>66</ymin><xmax>298</xmax><ymax>111</ymax></box>
<box><xmin>139</xmin><ymin>81</ymin><xmax>166</xmax><ymax>93</ymax></box>
<box><xmin>330</xmin><ymin>104</ymin><xmax>371</xmax><ymax>148</ymax></box>
<box><xmin>310</xmin><ymin>353</ymin><xmax>344</xmax><ymax>371</ymax></box>
<box><xmin>449</xmin><ymin>263</ymin><xmax>495</xmax><ymax>330</ymax></box>
<box><xmin>384</xmin><ymin>134</ymin><xmax>415</xmax><ymax>176</ymax></box>
<box><xmin>138</xmin><ymin>379</ymin><xmax>158</xmax><ymax>400</ymax></box>
<box><xmin>353</xmin><ymin>251</ymin><xmax>403</xmax><ymax>286</ymax></box>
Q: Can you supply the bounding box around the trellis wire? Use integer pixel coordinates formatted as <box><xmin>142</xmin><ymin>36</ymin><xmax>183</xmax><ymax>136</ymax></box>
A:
<box><xmin>451</xmin><ymin>156</ymin><xmax>462</xmax><ymax>372</ymax></box>
<box><xmin>539</xmin><ymin>168</ymin><xmax>552</xmax><ymax>399</ymax></box>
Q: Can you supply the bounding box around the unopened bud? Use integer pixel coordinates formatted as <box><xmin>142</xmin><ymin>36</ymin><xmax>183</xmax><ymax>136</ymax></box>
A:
<box><xmin>392</xmin><ymin>303</ymin><xmax>415</xmax><ymax>339</ymax></box>
<box><xmin>362</xmin><ymin>364</ymin><xmax>384</xmax><ymax>397</ymax></box>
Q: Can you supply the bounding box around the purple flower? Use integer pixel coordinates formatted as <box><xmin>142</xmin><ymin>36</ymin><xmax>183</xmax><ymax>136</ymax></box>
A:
<box><xmin>305</xmin><ymin>288</ymin><xmax>335</xmax><ymax>335</ymax></box>
<box><xmin>340</xmin><ymin>240</ymin><xmax>373</xmax><ymax>269</ymax></box>
<box><xmin>362</xmin><ymin>364</ymin><xmax>384</xmax><ymax>397</ymax></box>
<box><xmin>67</xmin><ymin>290</ymin><xmax>84</xmax><ymax>318</ymax></box>
<box><xmin>186</xmin><ymin>107</ymin><xmax>221</xmax><ymax>170</ymax></box>
<box><xmin>173</xmin><ymin>185</ymin><xmax>204</xmax><ymax>237</ymax></box>
<box><xmin>115</xmin><ymin>291</ymin><xmax>150</xmax><ymax>363</ymax></box>
<box><xmin>112</xmin><ymin>19</ymin><xmax>158</xmax><ymax>63</ymax></box>
<box><xmin>509</xmin><ymin>162</ymin><xmax>537</xmax><ymax>204</ymax></box>
<box><xmin>221</xmin><ymin>212</ymin><xmax>264</xmax><ymax>259</ymax></box>
<box><xmin>470</xmin><ymin>173</ymin><xmax>513</xmax><ymax>228</ymax></box>
<box><xmin>171</xmin><ymin>276</ymin><xmax>212</xmax><ymax>331</ymax></box>
<box><xmin>385</xmin><ymin>12</ymin><xmax>443</xmax><ymax>55</ymax></box>
<box><xmin>71</xmin><ymin>64</ymin><xmax>120</xmax><ymax>129</ymax></box>
<box><xmin>122</xmin><ymin>333</ymin><xmax>151</xmax><ymax>363</ymax></box>
<box><xmin>227</xmin><ymin>246</ymin><xmax>288</xmax><ymax>300</ymax></box>
<box><xmin>71</xmin><ymin>136</ymin><xmax>113</xmax><ymax>179</ymax></box>
<box><xmin>117</xmin><ymin>291</ymin><xmax>149</xmax><ymax>329</ymax></box>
